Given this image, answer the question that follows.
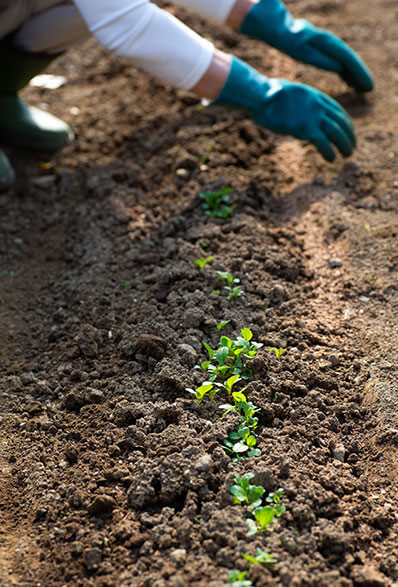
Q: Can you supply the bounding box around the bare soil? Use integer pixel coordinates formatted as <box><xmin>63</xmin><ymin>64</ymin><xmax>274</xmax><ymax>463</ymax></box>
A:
<box><xmin>0</xmin><ymin>0</ymin><xmax>397</xmax><ymax>585</ymax></box>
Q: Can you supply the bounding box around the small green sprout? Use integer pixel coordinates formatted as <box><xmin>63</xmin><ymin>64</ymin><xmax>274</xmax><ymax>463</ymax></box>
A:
<box><xmin>186</xmin><ymin>382</ymin><xmax>217</xmax><ymax>404</ymax></box>
<box><xmin>123</xmin><ymin>281</ymin><xmax>132</xmax><ymax>291</ymax></box>
<box><xmin>216</xmin><ymin>320</ymin><xmax>231</xmax><ymax>331</ymax></box>
<box><xmin>246</xmin><ymin>506</ymin><xmax>276</xmax><ymax>535</ymax></box>
<box><xmin>200</xmin><ymin>329</ymin><xmax>263</xmax><ymax>383</ymax></box>
<box><xmin>266</xmin><ymin>488</ymin><xmax>286</xmax><ymax>517</ymax></box>
<box><xmin>226</xmin><ymin>286</ymin><xmax>244</xmax><ymax>300</ymax></box>
<box><xmin>219</xmin><ymin>391</ymin><xmax>260</xmax><ymax>433</ymax></box>
<box><xmin>230</xmin><ymin>473</ymin><xmax>264</xmax><ymax>509</ymax></box>
<box><xmin>200</xmin><ymin>242</ymin><xmax>208</xmax><ymax>249</ymax></box>
<box><xmin>269</xmin><ymin>347</ymin><xmax>286</xmax><ymax>359</ymax></box>
<box><xmin>246</xmin><ymin>489</ymin><xmax>286</xmax><ymax>535</ymax></box>
<box><xmin>212</xmin><ymin>289</ymin><xmax>221</xmax><ymax>295</ymax></box>
<box><xmin>196</xmin><ymin>104</ymin><xmax>204</xmax><ymax>112</ymax></box>
<box><xmin>203</xmin><ymin>342</ymin><xmax>216</xmax><ymax>360</ymax></box>
<box><xmin>223</xmin><ymin>422</ymin><xmax>260</xmax><ymax>460</ymax></box>
<box><xmin>216</xmin><ymin>271</ymin><xmax>237</xmax><ymax>284</ymax></box>
<box><xmin>200</xmin><ymin>187</ymin><xmax>235</xmax><ymax>220</ymax></box>
<box><xmin>364</xmin><ymin>223</ymin><xmax>371</xmax><ymax>231</ymax></box>
<box><xmin>227</xmin><ymin>570</ymin><xmax>252</xmax><ymax>587</ymax></box>
<box><xmin>216</xmin><ymin>374</ymin><xmax>241</xmax><ymax>398</ymax></box>
<box><xmin>9</xmin><ymin>270</ymin><xmax>16</xmax><ymax>278</ymax></box>
<box><xmin>216</xmin><ymin>271</ymin><xmax>244</xmax><ymax>300</ymax></box>
<box><xmin>194</xmin><ymin>257</ymin><xmax>214</xmax><ymax>269</ymax></box>
<box><xmin>241</xmin><ymin>548</ymin><xmax>276</xmax><ymax>567</ymax></box>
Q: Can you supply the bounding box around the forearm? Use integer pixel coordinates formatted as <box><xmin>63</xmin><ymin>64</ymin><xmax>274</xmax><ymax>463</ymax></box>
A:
<box><xmin>74</xmin><ymin>0</ymin><xmax>215</xmax><ymax>90</ymax></box>
<box><xmin>191</xmin><ymin>50</ymin><xmax>231</xmax><ymax>100</ymax></box>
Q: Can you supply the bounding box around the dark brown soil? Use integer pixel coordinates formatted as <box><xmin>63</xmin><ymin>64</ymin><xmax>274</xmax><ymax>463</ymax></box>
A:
<box><xmin>0</xmin><ymin>0</ymin><xmax>397</xmax><ymax>585</ymax></box>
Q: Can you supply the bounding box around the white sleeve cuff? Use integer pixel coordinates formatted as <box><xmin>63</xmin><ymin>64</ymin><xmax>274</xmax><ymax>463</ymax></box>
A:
<box><xmin>74</xmin><ymin>0</ymin><xmax>215</xmax><ymax>90</ymax></box>
<box><xmin>171</xmin><ymin>0</ymin><xmax>236</xmax><ymax>22</ymax></box>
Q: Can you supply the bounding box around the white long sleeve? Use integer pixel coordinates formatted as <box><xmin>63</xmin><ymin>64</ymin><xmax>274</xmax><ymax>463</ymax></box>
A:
<box><xmin>171</xmin><ymin>0</ymin><xmax>236</xmax><ymax>22</ymax></box>
<box><xmin>74</xmin><ymin>0</ymin><xmax>215</xmax><ymax>90</ymax></box>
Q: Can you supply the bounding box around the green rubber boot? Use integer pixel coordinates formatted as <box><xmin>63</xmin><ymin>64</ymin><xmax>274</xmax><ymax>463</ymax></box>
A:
<box><xmin>0</xmin><ymin>149</ymin><xmax>15</xmax><ymax>191</ymax></box>
<box><xmin>0</xmin><ymin>40</ymin><xmax>73</xmax><ymax>153</ymax></box>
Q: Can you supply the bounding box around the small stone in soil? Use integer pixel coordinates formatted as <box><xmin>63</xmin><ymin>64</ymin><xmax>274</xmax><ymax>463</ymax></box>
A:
<box><xmin>194</xmin><ymin>454</ymin><xmax>213</xmax><ymax>472</ymax></box>
<box><xmin>329</xmin><ymin>258</ymin><xmax>343</xmax><ymax>268</ymax></box>
<box><xmin>333</xmin><ymin>444</ymin><xmax>346</xmax><ymax>462</ymax></box>
<box><xmin>359</xmin><ymin>295</ymin><xmax>370</xmax><ymax>303</ymax></box>
<box><xmin>169</xmin><ymin>548</ymin><xmax>187</xmax><ymax>566</ymax></box>
<box><xmin>329</xmin><ymin>354</ymin><xmax>340</xmax><ymax>367</ymax></box>
<box><xmin>88</xmin><ymin>494</ymin><xmax>116</xmax><ymax>515</ymax></box>
<box><xmin>176</xmin><ymin>168</ymin><xmax>190</xmax><ymax>179</ymax></box>
<box><xmin>135</xmin><ymin>334</ymin><xmax>167</xmax><ymax>360</ymax></box>
<box><xmin>83</xmin><ymin>548</ymin><xmax>102</xmax><ymax>572</ymax></box>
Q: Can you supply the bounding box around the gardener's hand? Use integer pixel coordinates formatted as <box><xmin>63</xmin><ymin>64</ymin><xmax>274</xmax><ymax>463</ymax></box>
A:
<box><xmin>214</xmin><ymin>56</ymin><xmax>356</xmax><ymax>162</ymax></box>
<box><xmin>239</xmin><ymin>0</ymin><xmax>374</xmax><ymax>93</ymax></box>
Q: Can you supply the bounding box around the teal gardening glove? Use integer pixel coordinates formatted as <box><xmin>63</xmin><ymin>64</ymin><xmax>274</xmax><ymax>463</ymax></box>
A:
<box><xmin>241</xmin><ymin>0</ymin><xmax>374</xmax><ymax>93</ymax></box>
<box><xmin>215</xmin><ymin>57</ymin><xmax>357</xmax><ymax>162</ymax></box>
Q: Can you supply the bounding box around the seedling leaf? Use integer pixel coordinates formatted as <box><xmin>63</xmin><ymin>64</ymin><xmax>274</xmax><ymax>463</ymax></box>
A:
<box><xmin>216</xmin><ymin>346</ymin><xmax>229</xmax><ymax>366</ymax></box>
<box><xmin>216</xmin><ymin>320</ymin><xmax>231</xmax><ymax>331</ymax></box>
<box><xmin>254</xmin><ymin>506</ymin><xmax>275</xmax><ymax>529</ymax></box>
<box><xmin>241</xmin><ymin>328</ymin><xmax>253</xmax><ymax>342</ymax></box>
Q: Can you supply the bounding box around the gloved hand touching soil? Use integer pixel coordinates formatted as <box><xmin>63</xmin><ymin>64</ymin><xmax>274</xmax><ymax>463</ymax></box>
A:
<box><xmin>211</xmin><ymin>55</ymin><xmax>356</xmax><ymax>162</ymax></box>
<box><xmin>234</xmin><ymin>0</ymin><xmax>374</xmax><ymax>93</ymax></box>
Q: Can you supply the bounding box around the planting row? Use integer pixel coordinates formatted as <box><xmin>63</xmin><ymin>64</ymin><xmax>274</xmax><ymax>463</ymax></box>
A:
<box><xmin>185</xmin><ymin>221</ymin><xmax>287</xmax><ymax>585</ymax></box>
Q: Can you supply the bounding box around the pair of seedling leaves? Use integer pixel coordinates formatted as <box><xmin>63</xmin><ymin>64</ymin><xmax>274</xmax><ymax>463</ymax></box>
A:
<box><xmin>221</xmin><ymin>391</ymin><xmax>261</xmax><ymax>460</ymax></box>
<box><xmin>200</xmin><ymin>187</ymin><xmax>235</xmax><ymax>220</ymax></box>
<box><xmin>212</xmin><ymin>271</ymin><xmax>244</xmax><ymax>300</ymax></box>
<box><xmin>227</xmin><ymin>546</ymin><xmax>276</xmax><ymax>586</ymax></box>
<box><xmin>230</xmin><ymin>473</ymin><xmax>286</xmax><ymax>535</ymax></box>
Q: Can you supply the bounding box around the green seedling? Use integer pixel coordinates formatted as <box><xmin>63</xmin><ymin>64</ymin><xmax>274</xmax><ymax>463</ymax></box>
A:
<box><xmin>269</xmin><ymin>347</ymin><xmax>286</xmax><ymax>359</ymax></box>
<box><xmin>200</xmin><ymin>329</ymin><xmax>263</xmax><ymax>383</ymax></box>
<box><xmin>246</xmin><ymin>506</ymin><xmax>276</xmax><ymax>535</ymax></box>
<box><xmin>219</xmin><ymin>391</ymin><xmax>260</xmax><ymax>435</ymax></box>
<box><xmin>266</xmin><ymin>488</ymin><xmax>286</xmax><ymax>517</ymax></box>
<box><xmin>123</xmin><ymin>281</ymin><xmax>132</xmax><ymax>291</ymax></box>
<box><xmin>230</xmin><ymin>473</ymin><xmax>264</xmax><ymax>509</ymax></box>
<box><xmin>241</xmin><ymin>548</ymin><xmax>276</xmax><ymax>567</ymax></box>
<box><xmin>186</xmin><ymin>382</ymin><xmax>218</xmax><ymax>404</ymax></box>
<box><xmin>215</xmin><ymin>374</ymin><xmax>241</xmax><ymax>398</ymax></box>
<box><xmin>216</xmin><ymin>320</ymin><xmax>231</xmax><ymax>332</ymax></box>
<box><xmin>203</xmin><ymin>342</ymin><xmax>216</xmax><ymax>360</ymax></box>
<box><xmin>194</xmin><ymin>256</ymin><xmax>214</xmax><ymax>269</ymax></box>
<box><xmin>200</xmin><ymin>242</ymin><xmax>208</xmax><ymax>249</ymax></box>
<box><xmin>246</xmin><ymin>489</ymin><xmax>286</xmax><ymax>535</ymax></box>
<box><xmin>200</xmin><ymin>187</ymin><xmax>235</xmax><ymax>220</ymax></box>
<box><xmin>223</xmin><ymin>421</ymin><xmax>260</xmax><ymax>461</ymax></box>
<box><xmin>217</xmin><ymin>271</ymin><xmax>239</xmax><ymax>284</ymax></box>
<box><xmin>226</xmin><ymin>286</ymin><xmax>244</xmax><ymax>300</ymax></box>
<box><xmin>9</xmin><ymin>270</ymin><xmax>16</xmax><ymax>278</ymax></box>
<box><xmin>216</xmin><ymin>271</ymin><xmax>244</xmax><ymax>300</ymax></box>
<box><xmin>227</xmin><ymin>570</ymin><xmax>253</xmax><ymax>587</ymax></box>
